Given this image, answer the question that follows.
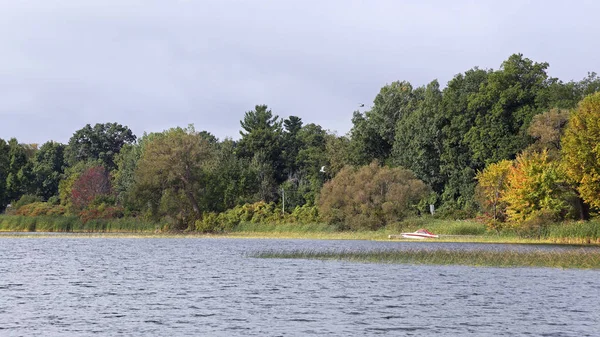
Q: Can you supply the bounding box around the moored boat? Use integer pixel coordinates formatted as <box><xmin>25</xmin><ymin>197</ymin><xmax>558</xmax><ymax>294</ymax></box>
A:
<box><xmin>400</xmin><ymin>229</ymin><xmax>439</xmax><ymax>239</ymax></box>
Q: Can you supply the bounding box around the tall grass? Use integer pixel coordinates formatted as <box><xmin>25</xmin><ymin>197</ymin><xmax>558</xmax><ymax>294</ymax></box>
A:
<box><xmin>546</xmin><ymin>220</ymin><xmax>600</xmax><ymax>244</ymax></box>
<box><xmin>233</xmin><ymin>221</ymin><xmax>337</xmax><ymax>233</ymax></box>
<box><xmin>387</xmin><ymin>217</ymin><xmax>487</xmax><ymax>235</ymax></box>
<box><xmin>0</xmin><ymin>215</ymin><xmax>160</xmax><ymax>233</ymax></box>
<box><xmin>254</xmin><ymin>248</ymin><xmax>600</xmax><ymax>269</ymax></box>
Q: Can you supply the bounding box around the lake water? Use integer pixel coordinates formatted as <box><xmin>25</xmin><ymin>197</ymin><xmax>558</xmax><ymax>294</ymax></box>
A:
<box><xmin>0</xmin><ymin>237</ymin><xmax>598</xmax><ymax>336</ymax></box>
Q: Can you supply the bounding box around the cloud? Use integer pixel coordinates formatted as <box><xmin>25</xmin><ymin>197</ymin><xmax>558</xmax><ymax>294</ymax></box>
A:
<box><xmin>1</xmin><ymin>0</ymin><xmax>598</xmax><ymax>144</ymax></box>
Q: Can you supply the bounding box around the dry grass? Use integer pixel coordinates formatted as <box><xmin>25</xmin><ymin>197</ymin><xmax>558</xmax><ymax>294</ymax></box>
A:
<box><xmin>254</xmin><ymin>248</ymin><xmax>600</xmax><ymax>269</ymax></box>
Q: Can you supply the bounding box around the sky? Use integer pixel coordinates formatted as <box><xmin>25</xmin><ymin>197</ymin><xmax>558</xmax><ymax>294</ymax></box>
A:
<box><xmin>1</xmin><ymin>0</ymin><xmax>598</xmax><ymax>145</ymax></box>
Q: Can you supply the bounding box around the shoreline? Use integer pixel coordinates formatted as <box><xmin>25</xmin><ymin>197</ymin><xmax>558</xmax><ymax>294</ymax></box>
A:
<box><xmin>1</xmin><ymin>230</ymin><xmax>599</xmax><ymax>246</ymax></box>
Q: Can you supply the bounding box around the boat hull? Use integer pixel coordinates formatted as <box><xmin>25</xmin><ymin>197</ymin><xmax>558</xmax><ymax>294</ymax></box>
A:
<box><xmin>400</xmin><ymin>233</ymin><xmax>439</xmax><ymax>239</ymax></box>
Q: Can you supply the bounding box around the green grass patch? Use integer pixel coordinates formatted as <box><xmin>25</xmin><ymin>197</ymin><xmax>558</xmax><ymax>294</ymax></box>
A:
<box><xmin>254</xmin><ymin>248</ymin><xmax>600</xmax><ymax>269</ymax></box>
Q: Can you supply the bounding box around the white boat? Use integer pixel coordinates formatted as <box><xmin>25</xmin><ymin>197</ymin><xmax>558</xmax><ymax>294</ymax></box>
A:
<box><xmin>400</xmin><ymin>229</ymin><xmax>439</xmax><ymax>239</ymax></box>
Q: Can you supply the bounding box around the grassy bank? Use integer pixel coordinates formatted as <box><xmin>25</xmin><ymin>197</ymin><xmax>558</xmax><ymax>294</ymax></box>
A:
<box><xmin>253</xmin><ymin>248</ymin><xmax>600</xmax><ymax>269</ymax></box>
<box><xmin>1</xmin><ymin>214</ymin><xmax>599</xmax><ymax>246</ymax></box>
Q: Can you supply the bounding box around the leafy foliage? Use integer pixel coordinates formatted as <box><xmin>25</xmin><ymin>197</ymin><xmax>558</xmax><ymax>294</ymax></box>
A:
<box><xmin>71</xmin><ymin>166</ymin><xmax>112</xmax><ymax>210</ymax></box>
<box><xmin>0</xmin><ymin>139</ymin><xmax>10</xmax><ymax>210</ymax></box>
<box><xmin>32</xmin><ymin>141</ymin><xmax>65</xmax><ymax>200</ymax></box>
<box><xmin>502</xmin><ymin>151</ymin><xmax>574</xmax><ymax>223</ymax></box>
<box><xmin>133</xmin><ymin>126</ymin><xmax>214</xmax><ymax>229</ymax></box>
<box><xmin>392</xmin><ymin>80</ymin><xmax>444</xmax><ymax>193</ymax></box>
<box><xmin>526</xmin><ymin>108</ymin><xmax>570</xmax><ymax>159</ymax></box>
<box><xmin>561</xmin><ymin>92</ymin><xmax>600</xmax><ymax>209</ymax></box>
<box><xmin>318</xmin><ymin>162</ymin><xmax>430</xmax><ymax>230</ymax></box>
<box><xmin>4</xmin><ymin>53</ymin><xmax>600</xmax><ymax>234</ymax></box>
<box><xmin>475</xmin><ymin>160</ymin><xmax>512</xmax><ymax>221</ymax></box>
<box><xmin>65</xmin><ymin>122</ymin><xmax>136</xmax><ymax>170</ymax></box>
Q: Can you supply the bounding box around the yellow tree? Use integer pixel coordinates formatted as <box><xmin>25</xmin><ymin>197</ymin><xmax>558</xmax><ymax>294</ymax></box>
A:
<box><xmin>475</xmin><ymin>160</ymin><xmax>512</xmax><ymax>220</ymax></box>
<box><xmin>561</xmin><ymin>92</ymin><xmax>600</xmax><ymax>210</ymax></box>
<box><xmin>502</xmin><ymin>150</ymin><xmax>573</xmax><ymax>223</ymax></box>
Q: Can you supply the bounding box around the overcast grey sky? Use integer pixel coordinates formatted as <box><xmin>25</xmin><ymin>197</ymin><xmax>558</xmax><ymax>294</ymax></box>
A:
<box><xmin>1</xmin><ymin>0</ymin><xmax>598</xmax><ymax>144</ymax></box>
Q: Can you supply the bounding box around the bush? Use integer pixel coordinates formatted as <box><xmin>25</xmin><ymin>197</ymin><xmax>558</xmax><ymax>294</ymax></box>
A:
<box><xmin>318</xmin><ymin>162</ymin><xmax>430</xmax><ymax>230</ymax></box>
<box><xmin>10</xmin><ymin>194</ymin><xmax>43</xmax><ymax>213</ymax></box>
<box><xmin>193</xmin><ymin>203</ymin><xmax>322</xmax><ymax>233</ymax></box>
<box><xmin>14</xmin><ymin>202</ymin><xmax>67</xmax><ymax>217</ymax></box>
<box><xmin>434</xmin><ymin>206</ymin><xmax>475</xmax><ymax>220</ymax></box>
<box><xmin>515</xmin><ymin>210</ymin><xmax>558</xmax><ymax>238</ymax></box>
<box><xmin>78</xmin><ymin>205</ymin><xmax>125</xmax><ymax>224</ymax></box>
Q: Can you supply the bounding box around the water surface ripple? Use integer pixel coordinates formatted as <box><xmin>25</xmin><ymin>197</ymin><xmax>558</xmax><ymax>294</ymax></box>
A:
<box><xmin>0</xmin><ymin>238</ymin><xmax>598</xmax><ymax>336</ymax></box>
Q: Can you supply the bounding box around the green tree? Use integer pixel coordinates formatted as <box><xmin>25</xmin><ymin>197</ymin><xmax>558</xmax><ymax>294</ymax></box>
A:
<box><xmin>5</xmin><ymin>138</ymin><xmax>35</xmax><ymax>202</ymax></box>
<box><xmin>237</xmin><ymin>105</ymin><xmax>285</xmax><ymax>198</ymax></box>
<box><xmin>32</xmin><ymin>141</ymin><xmax>66</xmax><ymax>200</ymax></box>
<box><xmin>465</xmin><ymin>54</ymin><xmax>550</xmax><ymax>167</ymax></box>
<box><xmin>370</xmin><ymin>81</ymin><xmax>419</xmax><ymax>147</ymax></box>
<box><xmin>576</xmin><ymin>72</ymin><xmax>600</xmax><ymax>98</ymax></box>
<box><xmin>112</xmin><ymin>143</ymin><xmax>141</xmax><ymax>207</ymax></box>
<box><xmin>561</xmin><ymin>92</ymin><xmax>600</xmax><ymax>210</ymax></box>
<box><xmin>204</xmin><ymin>139</ymin><xmax>258</xmax><ymax>212</ymax></box>
<box><xmin>64</xmin><ymin>122</ymin><xmax>136</xmax><ymax>170</ymax></box>
<box><xmin>324</xmin><ymin>133</ymin><xmax>351</xmax><ymax>178</ymax></box>
<box><xmin>282</xmin><ymin>115</ymin><xmax>303</xmax><ymax>177</ymax></box>
<box><xmin>347</xmin><ymin>110</ymin><xmax>390</xmax><ymax>165</ymax></box>
<box><xmin>439</xmin><ymin>67</ymin><xmax>489</xmax><ymax>209</ymax></box>
<box><xmin>348</xmin><ymin>81</ymin><xmax>421</xmax><ymax>165</ymax></box>
<box><xmin>133</xmin><ymin>126</ymin><xmax>214</xmax><ymax>228</ymax></box>
<box><xmin>0</xmin><ymin>138</ymin><xmax>10</xmax><ymax>210</ymax></box>
<box><xmin>393</xmin><ymin>80</ymin><xmax>444</xmax><ymax>193</ymax></box>
<box><xmin>292</xmin><ymin>123</ymin><xmax>329</xmax><ymax>206</ymax></box>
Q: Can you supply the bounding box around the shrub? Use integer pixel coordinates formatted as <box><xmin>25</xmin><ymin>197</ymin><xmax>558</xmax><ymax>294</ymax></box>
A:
<box><xmin>14</xmin><ymin>202</ymin><xmax>66</xmax><ymax>217</ymax></box>
<box><xmin>71</xmin><ymin>166</ymin><xmax>112</xmax><ymax>210</ymax></box>
<box><xmin>10</xmin><ymin>194</ymin><xmax>43</xmax><ymax>213</ymax></box>
<box><xmin>78</xmin><ymin>205</ymin><xmax>125</xmax><ymax>224</ymax></box>
<box><xmin>196</xmin><ymin>212</ymin><xmax>220</xmax><ymax>232</ymax></box>
<box><xmin>318</xmin><ymin>162</ymin><xmax>429</xmax><ymax>230</ymax></box>
<box><xmin>515</xmin><ymin>210</ymin><xmax>558</xmax><ymax>238</ymax></box>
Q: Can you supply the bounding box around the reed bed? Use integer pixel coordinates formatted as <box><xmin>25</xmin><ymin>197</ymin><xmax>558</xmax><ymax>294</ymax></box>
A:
<box><xmin>0</xmin><ymin>215</ymin><xmax>159</xmax><ymax>233</ymax></box>
<box><xmin>233</xmin><ymin>221</ymin><xmax>336</xmax><ymax>233</ymax></box>
<box><xmin>254</xmin><ymin>248</ymin><xmax>600</xmax><ymax>269</ymax></box>
<box><xmin>392</xmin><ymin>217</ymin><xmax>487</xmax><ymax>236</ymax></box>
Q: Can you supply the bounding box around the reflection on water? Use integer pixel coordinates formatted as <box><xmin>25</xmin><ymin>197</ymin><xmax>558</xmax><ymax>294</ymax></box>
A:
<box><xmin>0</xmin><ymin>238</ymin><xmax>598</xmax><ymax>336</ymax></box>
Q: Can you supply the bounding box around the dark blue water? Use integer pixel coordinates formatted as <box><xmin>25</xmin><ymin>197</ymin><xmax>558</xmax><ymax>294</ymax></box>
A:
<box><xmin>0</xmin><ymin>238</ymin><xmax>598</xmax><ymax>336</ymax></box>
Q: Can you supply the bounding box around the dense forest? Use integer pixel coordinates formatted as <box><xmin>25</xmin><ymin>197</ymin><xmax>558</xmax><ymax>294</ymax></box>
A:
<box><xmin>2</xmin><ymin>54</ymin><xmax>600</xmax><ymax>233</ymax></box>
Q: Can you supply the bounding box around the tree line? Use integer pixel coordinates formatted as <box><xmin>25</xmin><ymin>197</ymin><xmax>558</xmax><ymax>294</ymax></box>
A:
<box><xmin>2</xmin><ymin>53</ymin><xmax>600</xmax><ymax>232</ymax></box>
